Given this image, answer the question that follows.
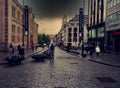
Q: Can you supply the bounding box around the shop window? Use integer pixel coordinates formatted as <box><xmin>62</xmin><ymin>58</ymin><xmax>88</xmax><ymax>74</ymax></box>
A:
<box><xmin>88</xmin><ymin>30</ymin><xmax>92</xmax><ymax>38</ymax></box>
<box><xmin>98</xmin><ymin>27</ymin><xmax>104</xmax><ymax>37</ymax></box>
<box><xmin>91</xmin><ymin>29</ymin><xmax>96</xmax><ymax>38</ymax></box>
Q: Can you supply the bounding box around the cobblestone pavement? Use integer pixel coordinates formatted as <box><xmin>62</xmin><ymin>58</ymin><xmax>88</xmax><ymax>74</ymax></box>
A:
<box><xmin>0</xmin><ymin>47</ymin><xmax>120</xmax><ymax>88</ymax></box>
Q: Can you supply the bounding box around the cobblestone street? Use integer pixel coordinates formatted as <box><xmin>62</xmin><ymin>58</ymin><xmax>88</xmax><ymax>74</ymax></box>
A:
<box><xmin>0</xmin><ymin>47</ymin><xmax>120</xmax><ymax>88</ymax></box>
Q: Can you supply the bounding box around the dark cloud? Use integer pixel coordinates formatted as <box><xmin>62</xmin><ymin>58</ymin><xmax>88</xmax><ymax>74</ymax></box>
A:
<box><xmin>19</xmin><ymin>0</ymin><xmax>88</xmax><ymax>19</ymax></box>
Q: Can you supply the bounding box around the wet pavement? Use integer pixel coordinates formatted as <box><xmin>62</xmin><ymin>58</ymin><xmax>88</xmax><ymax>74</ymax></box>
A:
<box><xmin>0</xmin><ymin>47</ymin><xmax>120</xmax><ymax>88</ymax></box>
<box><xmin>67</xmin><ymin>49</ymin><xmax>120</xmax><ymax>67</ymax></box>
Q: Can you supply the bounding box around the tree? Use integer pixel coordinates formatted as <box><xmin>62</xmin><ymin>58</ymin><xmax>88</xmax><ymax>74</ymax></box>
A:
<box><xmin>38</xmin><ymin>33</ymin><xmax>51</xmax><ymax>46</ymax></box>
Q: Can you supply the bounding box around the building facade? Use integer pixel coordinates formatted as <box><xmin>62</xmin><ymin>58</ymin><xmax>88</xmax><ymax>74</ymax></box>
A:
<box><xmin>106</xmin><ymin>0</ymin><xmax>120</xmax><ymax>51</ymax></box>
<box><xmin>0</xmin><ymin>0</ymin><xmax>38</xmax><ymax>51</ymax></box>
<box><xmin>0</xmin><ymin>0</ymin><xmax>24</xmax><ymax>51</ymax></box>
<box><xmin>88</xmin><ymin>0</ymin><xmax>106</xmax><ymax>51</ymax></box>
<box><xmin>33</xmin><ymin>21</ymin><xmax>39</xmax><ymax>47</ymax></box>
<box><xmin>55</xmin><ymin>14</ymin><xmax>88</xmax><ymax>49</ymax></box>
<box><xmin>64</xmin><ymin>15</ymin><xmax>80</xmax><ymax>48</ymax></box>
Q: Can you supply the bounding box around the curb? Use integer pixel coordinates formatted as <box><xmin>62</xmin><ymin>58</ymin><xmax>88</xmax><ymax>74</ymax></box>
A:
<box><xmin>88</xmin><ymin>59</ymin><xmax>120</xmax><ymax>68</ymax></box>
<box><xmin>0</xmin><ymin>48</ymin><xmax>48</xmax><ymax>65</ymax></box>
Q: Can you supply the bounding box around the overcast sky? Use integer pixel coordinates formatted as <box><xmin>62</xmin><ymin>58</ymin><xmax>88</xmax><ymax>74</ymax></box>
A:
<box><xmin>18</xmin><ymin>0</ymin><xmax>88</xmax><ymax>34</ymax></box>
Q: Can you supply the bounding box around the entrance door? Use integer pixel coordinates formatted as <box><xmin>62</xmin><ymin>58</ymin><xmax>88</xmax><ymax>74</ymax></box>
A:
<box><xmin>114</xmin><ymin>38</ymin><xmax>120</xmax><ymax>52</ymax></box>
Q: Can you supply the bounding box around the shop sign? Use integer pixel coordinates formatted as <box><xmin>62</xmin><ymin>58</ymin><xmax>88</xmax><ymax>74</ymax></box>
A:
<box><xmin>108</xmin><ymin>22</ymin><xmax>119</xmax><ymax>28</ymax></box>
<box><xmin>114</xmin><ymin>32</ymin><xmax>120</xmax><ymax>35</ymax></box>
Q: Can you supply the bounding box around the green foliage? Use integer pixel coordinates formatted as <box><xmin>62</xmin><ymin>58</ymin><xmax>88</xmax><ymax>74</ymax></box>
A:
<box><xmin>38</xmin><ymin>33</ymin><xmax>50</xmax><ymax>45</ymax></box>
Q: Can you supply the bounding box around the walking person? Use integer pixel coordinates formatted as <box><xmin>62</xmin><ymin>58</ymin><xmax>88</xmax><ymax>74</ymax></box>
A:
<box><xmin>20</xmin><ymin>44</ymin><xmax>25</xmax><ymax>56</ymax></box>
<box><xmin>95</xmin><ymin>45</ymin><xmax>100</xmax><ymax>57</ymax></box>
<box><xmin>89</xmin><ymin>44</ymin><xmax>95</xmax><ymax>57</ymax></box>
<box><xmin>17</xmin><ymin>44</ymin><xmax>21</xmax><ymax>55</ymax></box>
<box><xmin>49</xmin><ymin>43</ymin><xmax>55</xmax><ymax>58</ymax></box>
<box><xmin>9</xmin><ymin>43</ymin><xmax>14</xmax><ymax>54</ymax></box>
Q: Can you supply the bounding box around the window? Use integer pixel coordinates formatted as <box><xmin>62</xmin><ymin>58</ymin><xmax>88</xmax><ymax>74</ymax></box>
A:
<box><xmin>113</xmin><ymin>0</ymin><xmax>117</xmax><ymax>6</ymax></box>
<box><xmin>107</xmin><ymin>15</ymin><xmax>110</xmax><ymax>23</ymax></box>
<box><xmin>117</xmin><ymin>11</ymin><xmax>120</xmax><ymax>20</ymax></box>
<box><xmin>12</xmin><ymin>35</ymin><xmax>15</xmax><ymax>42</ymax></box>
<box><xmin>107</xmin><ymin>2</ymin><xmax>110</xmax><ymax>9</ymax></box>
<box><xmin>21</xmin><ymin>14</ymin><xmax>24</xmax><ymax>22</ymax></box>
<box><xmin>74</xmin><ymin>28</ymin><xmax>77</xmax><ymax>33</ymax></box>
<box><xmin>12</xmin><ymin>24</ymin><xmax>15</xmax><ymax>32</ymax></box>
<box><xmin>110</xmin><ymin>15</ymin><xmax>113</xmax><ymax>22</ymax></box>
<box><xmin>17</xmin><ymin>11</ymin><xmax>20</xmax><ymax>20</ymax></box>
<box><xmin>91</xmin><ymin>29</ymin><xmax>96</xmax><ymax>38</ymax></box>
<box><xmin>70</xmin><ymin>23</ymin><xmax>74</xmax><ymax>26</ymax></box>
<box><xmin>68</xmin><ymin>38</ymin><xmax>71</xmax><ymax>42</ymax></box>
<box><xmin>17</xmin><ymin>36</ymin><xmax>20</xmax><ymax>42</ymax></box>
<box><xmin>116</xmin><ymin>0</ymin><xmax>120</xmax><ymax>4</ymax></box>
<box><xmin>68</xmin><ymin>28</ymin><xmax>72</xmax><ymax>33</ymax></box>
<box><xmin>12</xmin><ymin>6</ymin><xmax>15</xmax><ymax>17</ymax></box>
<box><xmin>18</xmin><ymin>27</ymin><xmax>20</xmax><ymax>34</ymax></box>
<box><xmin>74</xmin><ymin>33</ymin><xmax>77</xmax><ymax>37</ymax></box>
<box><xmin>73</xmin><ymin>38</ymin><xmax>77</xmax><ymax>42</ymax></box>
<box><xmin>98</xmin><ymin>27</ymin><xmax>104</xmax><ymax>37</ymax></box>
<box><xmin>110</xmin><ymin>0</ymin><xmax>113</xmax><ymax>8</ymax></box>
<box><xmin>88</xmin><ymin>30</ymin><xmax>92</xmax><ymax>38</ymax></box>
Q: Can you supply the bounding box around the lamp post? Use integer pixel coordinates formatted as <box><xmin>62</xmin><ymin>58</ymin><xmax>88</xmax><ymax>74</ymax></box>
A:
<box><xmin>22</xmin><ymin>0</ymin><xmax>25</xmax><ymax>45</ymax></box>
<box><xmin>79</xmin><ymin>0</ymin><xmax>85</xmax><ymax>54</ymax></box>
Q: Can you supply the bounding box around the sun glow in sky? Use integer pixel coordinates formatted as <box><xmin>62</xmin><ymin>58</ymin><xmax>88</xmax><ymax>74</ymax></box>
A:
<box><xmin>36</xmin><ymin>18</ymin><xmax>62</xmax><ymax>34</ymax></box>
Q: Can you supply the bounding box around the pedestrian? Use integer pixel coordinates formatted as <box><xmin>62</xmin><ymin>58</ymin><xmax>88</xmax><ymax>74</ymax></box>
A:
<box><xmin>9</xmin><ymin>43</ymin><xmax>14</xmax><ymax>54</ymax></box>
<box><xmin>89</xmin><ymin>45</ymin><xmax>95</xmax><ymax>57</ymax></box>
<box><xmin>49</xmin><ymin>43</ymin><xmax>55</xmax><ymax>58</ymax></box>
<box><xmin>20</xmin><ymin>44</ymin><xmax>25</xmax><ymax>56</ymax></box>
<box><xmin>17</xmin><ymin>44</ymin><xmax>21</xmax><ymax>55</ymax></box>
<box><xmin>95</xmin><ymin>45</ymin><xmax>100</xmax><ymax>57</ymax></box>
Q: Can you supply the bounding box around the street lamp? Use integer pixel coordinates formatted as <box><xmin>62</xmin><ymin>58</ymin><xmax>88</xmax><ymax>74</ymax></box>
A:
<box><xmin>79</xmin><ymin>0</ymin><xmax>85</xmax><ymax>55</ymax></box>
<box><xmin>22</xmin><ymin>0</ymin><xmax>25</xmax><ymax>45</ymax></box>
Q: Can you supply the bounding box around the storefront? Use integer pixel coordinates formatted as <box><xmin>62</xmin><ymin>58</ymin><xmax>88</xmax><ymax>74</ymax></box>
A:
<box><xmin>88</xmin><ymin>26</ymin><xmax>105</xmax><ymax>51</ymax></box>
<box><xmin>106</xmin><ymin>30</ymin><xmax>120</xmax><ymax>52</ymax></box>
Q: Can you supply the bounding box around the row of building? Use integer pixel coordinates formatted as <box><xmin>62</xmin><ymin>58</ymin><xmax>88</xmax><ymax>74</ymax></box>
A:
<box><xmin>0</xmin><ymin>0</ymin><xmax>38</xmax><ymax>51</ymax></box>
<box><xmin>54</xmin><ymin>0</ymin><xmax>120</xmax><ymax>52</ymax></box>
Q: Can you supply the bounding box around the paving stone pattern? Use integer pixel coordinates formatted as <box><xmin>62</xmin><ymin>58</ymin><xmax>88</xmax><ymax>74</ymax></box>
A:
<box><xmin>0</xmin><ymin>47</ymin><xmax>120</xmax><ymax>88</ymax></box>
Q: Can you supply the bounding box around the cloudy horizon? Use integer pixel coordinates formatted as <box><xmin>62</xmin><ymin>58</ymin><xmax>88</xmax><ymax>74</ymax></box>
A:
<box><xmin>18</xmin><ymin>0</ymin><xmax>88</xmax><ymax>34</ymax></box>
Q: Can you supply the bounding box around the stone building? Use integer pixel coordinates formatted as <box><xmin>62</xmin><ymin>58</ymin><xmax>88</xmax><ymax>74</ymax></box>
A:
<box><xmin>0</xmin><ymin>0</ymin><xmax>38</xmax><ymax>51</ymax></box>
<box><xmin>0</xmin><ymin>0</ymin><xmax>24</xmax><ymax>51</ymax></box>
<box><xmin>88</xmin><ymin>0</ymin><xmax>106</xmax><ymax>51</ymax></box>
<box><xmin>106</xmin><ymin>0</ymin><xmax>120</xmax><ymax>51</ymax></box>
<box><xmin>55</xmin><ymin>14</ymin><xmax>88</xmax><ymax>49</ymax></box>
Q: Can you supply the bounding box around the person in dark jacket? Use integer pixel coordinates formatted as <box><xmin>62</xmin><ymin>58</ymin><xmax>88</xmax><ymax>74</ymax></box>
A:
<box><xmin>9</xmin><ymin>43</ymin><xmax>14</xmax><ymax>54</ymax></box>
<box><xmin>19</xmin><ymin>44</ymin><xmax>25</xmax><ymax>56</ymax></box>
<box><xmin>49</xmin><ymin>44</ymin><xmax>55</xmax><ymax>58</ymax></box>
<box><xmin>89</xmin><ymin>45</ymin><xmax>95</xmax><ymax>57</ymax></box>
<box><xmin>18</xmin><ymin>44</ymin><xmax>21</xmax><ymax>55</ymax></box>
